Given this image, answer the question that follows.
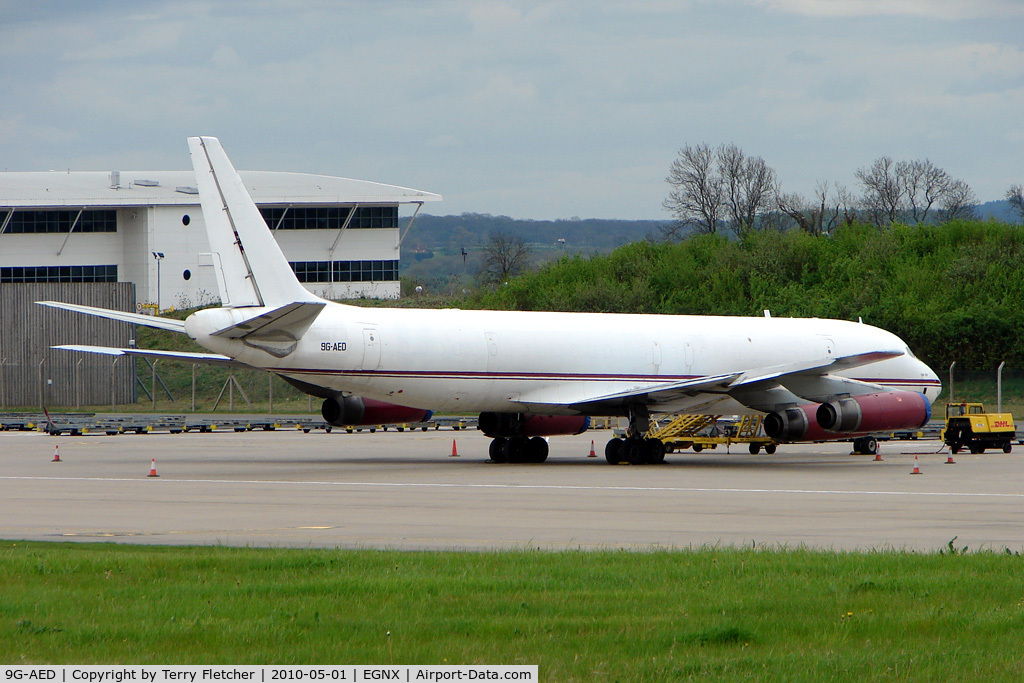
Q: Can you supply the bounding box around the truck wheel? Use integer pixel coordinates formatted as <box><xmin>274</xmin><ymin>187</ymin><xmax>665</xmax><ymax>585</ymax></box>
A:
<box><xmin>1003</xmin><ymin>442</ymin><xmax>1012</xmax><ymax>454</ymax></box>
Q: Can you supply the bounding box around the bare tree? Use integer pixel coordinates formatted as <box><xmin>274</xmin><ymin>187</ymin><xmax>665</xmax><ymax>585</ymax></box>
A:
<box><xmin>720</xmin><ymin>143</ymin><xmax>777</xmax><ymax>236</ymax></box>
<box><xmin>901</xmin><ymin>159</ymin><xmax>947</xmax><ymax>223</ymax></box>
<box><xmin>663</xmin><ymin>143</ymin><xmax>722</xmax><ymax>236</ymax></box>
<box><xmin>857</xmin><ymin>156</ymin><xmax>976</xmax><ymax>226</ymax></box>
<box><xmin>937</xmin><ymin>179</ymin><xmax>978</xmax><ymax>223</ymax></box>
<box><xmin>856</xmin><ymin>156</ymin><xmax>904</xmax><ymax>226</ymax></box>
<box><xmin>1007</xmin><ymin>184</ymin><xmax>1024</xmax><ymax>222</ymax></box>
<box><xmin>776</xmin><ymin>181</ymin><xmax>844</xmax><ymax>237</ymax></box>
<box><xmin>663</xmin><ymin>143</ymin><xmax>776</xmax><ymax>238</ymax></box>
<box><xmin>481</xmin><ymin>231</ymin><xmax>532</xmax><ymax>284</ymax></box>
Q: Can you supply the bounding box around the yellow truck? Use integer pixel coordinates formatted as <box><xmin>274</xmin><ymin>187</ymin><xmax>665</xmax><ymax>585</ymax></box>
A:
<box><xmin>941</xmin><ymin>402</ymin><xmax>1015</xmax><ymax>454</ymax></box>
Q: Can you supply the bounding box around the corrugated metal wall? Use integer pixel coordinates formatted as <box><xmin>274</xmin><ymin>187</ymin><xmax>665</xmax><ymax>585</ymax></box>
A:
<box><xmin>0</xmin><ymin>283</ymin><xmax>136</xmax><ymax>408</ymax></box>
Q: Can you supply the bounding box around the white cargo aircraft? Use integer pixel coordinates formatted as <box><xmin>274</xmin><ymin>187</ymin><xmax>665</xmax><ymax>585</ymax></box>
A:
<box><xmin>42</xmin><ymin>136</ymin><xmax>942</xmax><ymax>463</ymax></box>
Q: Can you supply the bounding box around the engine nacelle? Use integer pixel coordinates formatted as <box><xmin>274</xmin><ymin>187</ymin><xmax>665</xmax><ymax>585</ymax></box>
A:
<box><xmin>816</xmin><ymin>391</ymin><xmax>931</xmax><ymax>434</ymax></box>
<box><xmin>321</xmin><ymin>395</ymin><xmax>432</xmax><ymax>427</ymax></box>
<box><xmin>764</xmin><ymin>405</ymin><xmax>815</xmax><ymax>441</ymax></box>
<box><xmin>478</xmin><ymin>412</ymin><xmax>591</xmax><ymax>438</ymax></box>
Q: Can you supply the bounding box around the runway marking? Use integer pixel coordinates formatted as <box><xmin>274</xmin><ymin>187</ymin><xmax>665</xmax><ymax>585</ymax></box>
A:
<box><xmin>3</xmin><ymin>475</ymin><xmax>1024</xmax><ymax>499</ymax></box>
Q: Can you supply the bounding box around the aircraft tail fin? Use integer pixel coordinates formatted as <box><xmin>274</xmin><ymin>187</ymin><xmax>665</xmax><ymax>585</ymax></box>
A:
<box><xmin>187</xmin><ymin>136</ymin><xmax>321</xmax><ymax>309</ymax></box>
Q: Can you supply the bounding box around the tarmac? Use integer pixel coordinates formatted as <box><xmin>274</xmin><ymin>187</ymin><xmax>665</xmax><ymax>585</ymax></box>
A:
<box><xmin>2</xmin><ymin>427</ymin><xmax>1023</xmax><ymax>552</ymax></box>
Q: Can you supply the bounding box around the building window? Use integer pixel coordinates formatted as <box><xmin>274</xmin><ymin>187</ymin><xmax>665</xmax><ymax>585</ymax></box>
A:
<box><xmin>260</xmin><ymin>206</ymin><xmax>398</xmax><ymax>230</ymax></box>
<box><xmin>3</xmin><ymin>209</ymin><xmax>117</xmax><ymax>233</ymax></box>
<box><xmin>0</xmin><ymin>265</ymin><xmax>118</xmax><ymax>283</ymax></box>
<box><xmin>289</xmin><ymin>260</ymin><xmax>399</xmax><ymax>283</ymax></box>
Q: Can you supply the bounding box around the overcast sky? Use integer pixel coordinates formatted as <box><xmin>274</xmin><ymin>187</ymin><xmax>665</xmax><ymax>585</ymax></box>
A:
<box><xmin>1</xmin><ymin>0</ymin><xmax>1021</xmax><ymax>219</ymax></box>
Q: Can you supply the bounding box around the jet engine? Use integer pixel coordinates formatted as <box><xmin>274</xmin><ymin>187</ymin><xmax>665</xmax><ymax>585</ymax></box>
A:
<box><xmin>762</xmin><ymin>404</ymin><xmax>824</xmax><ymax>441</ymax></box>
<box><xmin>321</xmin><ymin>395</ymin><xmax>432</xmax><ymax>427</ymax></box>
<box><xmin>478</xmin><ymin>412</ymin><xmax>591</xmax><ymax>438</ymax></box>
<box><xmin>764</xmin><ymin>390</ymin><xmax>931</xmax><ymax>441</ymax></box>
<box><xmin>816</xmin><ymin>391</ymin><xmax>931</xmax><ymax>434</ymax></box>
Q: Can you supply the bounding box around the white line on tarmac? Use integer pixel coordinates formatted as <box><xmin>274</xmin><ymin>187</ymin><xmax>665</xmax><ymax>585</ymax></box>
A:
<box><xmin>2</xmin><ymin>475</ymin><xmax>1023</xmax><ymax>499</ymax></box>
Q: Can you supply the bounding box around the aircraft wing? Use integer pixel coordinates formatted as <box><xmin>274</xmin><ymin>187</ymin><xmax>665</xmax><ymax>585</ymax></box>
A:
<box><xmin>36</xmin><ymin>301</ymin><xmax>186</xmax><ymax>332</ymax></box>
<box><xmin>519</xmin><ymin>350</ymin><xmax>905</xmax><ymax>414</ymax></box>
<box><xmin>52</xmin><ymin>344</ymin><xmax>250</xmax><ymax>368</ymax></box>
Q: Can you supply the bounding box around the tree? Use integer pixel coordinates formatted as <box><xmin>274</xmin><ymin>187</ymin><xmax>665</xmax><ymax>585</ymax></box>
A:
<box><xmin>856</xmin><ymin>156</ymin><xmax>976</xmax><ymax>226</ymax></box>
<box><xmin>719</xmin><ymin>143</ymin><xmax>777</xmax><ymax>237</ymax></box>
<box><xmin>1007</xmin><ymin>184</ymin><xmax>1024</xmax><ymax>222</ymax></box>
<box><xmin>663</xmin><ymin>143</ymin><xmax>722</xmax><ymax>236</ymax></box>
<box><xmin>776</xmin><ymin>181</ymin><xmax>849</xmax><ymax>237</ymax></box>
<box><xmin>480</xmin><ymin>231</ymin><xmax>532</xmax><ymax>284</ymax></box>
<box><xmin>856</xmin><ymin>156</ymin><xmax>904</xmax><ymax>226</ymax></box>
<box><xmin>663</xmin><ymin>143</ymin><xmax>776</xmax><ymax>238</ymax></box>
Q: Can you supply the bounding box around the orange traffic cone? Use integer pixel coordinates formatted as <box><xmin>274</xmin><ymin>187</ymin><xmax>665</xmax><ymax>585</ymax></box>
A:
<box><xmin>147</xmin><ymin>458</ymin><xmax>160</xmax><ymax>477</ymax></box>
<box><xmin>450</xmin><ymin>439</ymin><xmax>459</xmax><ymax>457</ymax></box>
<box><xmin>588</xmin><ymin>440</ymin><xmax>597</xmax><ymax>458</ymax></box>
<box><xmin>945</xmin><ymin>453</ymin><xmax>956</xmax><ymax>465</ymax></box>
<box><xmin>910</xmin><ymin>455</ymin><xmax>922</xmax><ymax>475</ymax></box>
<box><xmin>52</xmin><ymin>444</ymin><xmax>61</xmax><ymax>462</ymax></box>
<box><xmin>873</xmin><ymin>450</ymin><xmax>883</xmax><ymax>462</ymax></box>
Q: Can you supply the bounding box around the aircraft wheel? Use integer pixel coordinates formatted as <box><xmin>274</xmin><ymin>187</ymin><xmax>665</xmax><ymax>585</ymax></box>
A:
<box><xmin>644</xmin><ymin>438</ymin><xmax>666</xmax><ymax>464</ymax></box>
<box><xmin>621</xmin><ymin>438</ymin><xmax>646</xmax><ymax>465</ymax></box>
<box><xmin>748</xmin><ymin>443</ymin><xmax>761</xmax><ymax>455</ymax></box>
<box><xmin>764</xmin><ymin>443</ymin><xmax>777</xmax><ymax>455</ymax></box>
<box><xmin>527</xmin><ymin>436</ymin><xmax>549</xmax><ymax>463</ymax></box>
<box><xmin>605</xmin><ymin>438</ymin><xmax>624</xmax><ymax>465</ymax></box>
<box><xmin>489</xmin><ymin>437</ymin><xmax>508</xmax><ymax>463</ymax></box>
<box><xmin>861</xmin><ymin>436</ymin><xmax>878</xmax><ymax>456</ymax></box>
<box><xmin>504</xmin><ymin>437</ymin><xmax>529</xmax><ymax>463</ymax></box>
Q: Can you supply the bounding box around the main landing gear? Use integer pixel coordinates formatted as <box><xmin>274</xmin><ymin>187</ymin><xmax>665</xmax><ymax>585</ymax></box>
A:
<box><xmin>604</xmin><ymin>436</ymin><xmax>666</xmax><ymax>465</ymax></box>
<box><xmin>488</xmin><ymin>436</ymin><xmax>549</xmax><ymax>463</ymax></box>
<box><xmin>604</xmin><ymin>404</ymin><xmax>666</xmax><ymax>465</ymax></box>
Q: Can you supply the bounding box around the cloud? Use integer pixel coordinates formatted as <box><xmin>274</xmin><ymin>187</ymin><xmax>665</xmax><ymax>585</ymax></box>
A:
<box><xmin>752</xmin><ymin>0</ymin><xmax>1024</xmax><ymax>19</ymax></box>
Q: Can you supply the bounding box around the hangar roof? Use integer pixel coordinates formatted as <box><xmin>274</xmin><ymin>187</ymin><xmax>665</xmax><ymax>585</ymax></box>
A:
<box><xmin>0</xmin><ymin>170</ymin><xmax>442</xmax><ymax>208</ymax></box>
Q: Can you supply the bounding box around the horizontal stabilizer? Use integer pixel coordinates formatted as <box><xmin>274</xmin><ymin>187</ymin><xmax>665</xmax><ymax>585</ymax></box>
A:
<box><xmin>53</xmin><ymin>344</ymin><xmax>246</xmax><ymax>367</ymax></box>
<box><xmin>212</xmin><ymin>301</ymin><xmax>326</xmax><ymax>341</ymax></box>
<box><xmin>36</xmin><ymin>301</ymin><xmax>186</xmax><ymax>332</ymax></box>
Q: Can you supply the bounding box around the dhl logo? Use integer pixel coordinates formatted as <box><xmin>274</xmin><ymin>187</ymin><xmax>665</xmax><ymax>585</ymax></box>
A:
<box><xmin>992</xmin><ymin>420</ymin><xmax>1012</xmax><ymax>428</ymax></box>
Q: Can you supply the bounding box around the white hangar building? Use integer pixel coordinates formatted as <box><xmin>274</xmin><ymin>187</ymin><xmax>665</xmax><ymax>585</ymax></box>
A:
<box><xmin>0</xmin><ymin>169</ymin><xmax>441</xmax><ymax>308</ymax></box>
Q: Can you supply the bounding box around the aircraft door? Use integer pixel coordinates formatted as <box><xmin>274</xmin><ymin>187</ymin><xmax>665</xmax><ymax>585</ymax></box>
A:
<box><xmin>362</xmin><ymin>328</ymin><xmax>381</xmax><ymax>370</ymax></box>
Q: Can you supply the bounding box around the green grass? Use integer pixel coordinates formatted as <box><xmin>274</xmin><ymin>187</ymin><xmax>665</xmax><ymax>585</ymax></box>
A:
<box><xmin>3</xmin><ymin>543</ymin><xmax>1024</xmax><ymax>679</ymax></box>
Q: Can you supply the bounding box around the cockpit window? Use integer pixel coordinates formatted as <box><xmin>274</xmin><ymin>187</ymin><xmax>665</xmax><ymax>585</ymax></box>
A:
<box><xmin>904</xmin><ymin>346</ymin><xmax>918</xmax><ymax>360</ymax></box>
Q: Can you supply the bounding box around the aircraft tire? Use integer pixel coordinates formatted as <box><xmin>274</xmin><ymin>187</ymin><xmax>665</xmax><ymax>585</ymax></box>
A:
<box><xmin>528</xmin><ymin>436</ymin><xmax>549</xmax><ymax>463</ymax></box>
<box><xmin>861</xmin><ymin>436</ymin><xmax>878</xmax><ymax>456</ymax></box>
<box><xmin>605</xmin><ymin>438</ymin><xmax>624</xmax><ymax>465</ymax></box>
<box><xmin>644</xmin><ymin>439</ymin><xmax>666</xmax><ymax>464</ymax></box>
<box><xmin>621</xmin><ymin>439</ymin><xmax>646</xmax><ymax>465</ymax></box>
<box><xmin>489</xmin><ymin>437</ymin><xmax>508</xmax><ymax>463</ymax></box>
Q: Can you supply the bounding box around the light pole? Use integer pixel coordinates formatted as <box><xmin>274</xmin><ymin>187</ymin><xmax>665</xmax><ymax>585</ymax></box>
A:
<box><xmin>152</xmin><ymin>251</ymin><xmax>164</xmax><ymax>312</ymax></box>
